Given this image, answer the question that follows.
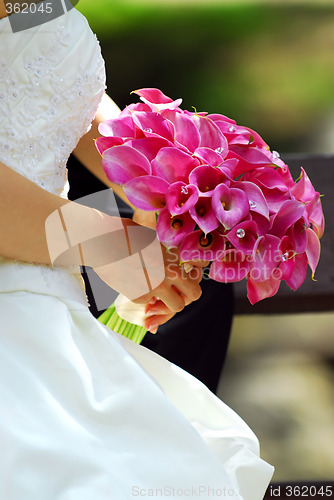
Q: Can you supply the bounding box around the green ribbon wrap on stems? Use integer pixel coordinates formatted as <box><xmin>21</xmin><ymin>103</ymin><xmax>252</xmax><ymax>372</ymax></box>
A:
<box><xmin>98</xmin><ymin>295</ymin><xmax>147</xmax><ymax>344</ymax></box>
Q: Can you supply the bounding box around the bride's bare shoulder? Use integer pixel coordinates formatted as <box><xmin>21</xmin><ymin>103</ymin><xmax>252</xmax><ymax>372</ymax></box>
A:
<box><xmin>0</xmin><ymin>2</ymin><xmax>8</xmax><ymax>19</ymax></box>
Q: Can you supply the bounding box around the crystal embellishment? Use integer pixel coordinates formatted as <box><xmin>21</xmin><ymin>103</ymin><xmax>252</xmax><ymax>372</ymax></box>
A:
<box><xmin>236</xmin><ymin>228</ymin><xmax>246</xmax><ymax>238</ymax></box>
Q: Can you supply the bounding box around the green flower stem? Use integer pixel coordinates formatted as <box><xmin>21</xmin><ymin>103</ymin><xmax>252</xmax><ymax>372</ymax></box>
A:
<box><xmin>98</xmin><ymin>303</ymin><xmax>147</xmax><ymax>344</ymax></box>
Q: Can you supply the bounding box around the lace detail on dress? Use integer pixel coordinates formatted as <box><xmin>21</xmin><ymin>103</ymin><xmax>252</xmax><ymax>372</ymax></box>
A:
<box><xmin>0</xmin><ymin>11</ymin><xmax>106</xmax><ymax>196</ymax></box>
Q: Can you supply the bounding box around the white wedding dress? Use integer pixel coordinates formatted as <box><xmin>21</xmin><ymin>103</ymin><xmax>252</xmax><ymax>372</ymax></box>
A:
<box><xmin>0</xmin><ymin>8</ymin><xmax>273</xmax><ymax>499</ymax></box>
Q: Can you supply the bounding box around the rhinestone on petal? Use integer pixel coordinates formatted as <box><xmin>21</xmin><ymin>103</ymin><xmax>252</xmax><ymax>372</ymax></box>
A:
<box><xmin>228</xmin><ymin>125</ymin><xmax>236</xmax><ymax>133</ymax></box>
<box><xmin>145</xmin><ymin>128</ymin><xmax>153</xmax><ymax>133</ymax></box>
<box><xmin>282</xmin><ymin>252</ymin><xmax>289</xmax><ymax>262</ymax></box>
<box><xmin>249</xmin><ymin>200</ymin><xmax>257</xmax><ymax>209</ymax></box>
<box><xmin>215</xmin><ymin>147</ymin><xmax>224</xmax><ymax>154</ymax></box>
<box><xmin>236</xmin><ymin>228</ymin><xmax>246</xmax><ymax>238</ymax></box>
<box><xmin>181</xmin><ymin>186</ymin><xmax>188</xmax><ymax>195</ymax></box>
<box><xmin>272</xmin><ymin>150</ymin><xmax>280</xmax><ymax>160</ymax></box>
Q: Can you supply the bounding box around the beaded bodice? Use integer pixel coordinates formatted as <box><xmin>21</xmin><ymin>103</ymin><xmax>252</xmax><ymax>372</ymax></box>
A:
<box><xmin>0</xmin><ymin>9</ymin><xmax>106</xmax><ymax>301</ymax></box>
<box><xmin>0</xmin><ymin>8</ymin><xmax>106</xmax><ymax>196</ymax></box>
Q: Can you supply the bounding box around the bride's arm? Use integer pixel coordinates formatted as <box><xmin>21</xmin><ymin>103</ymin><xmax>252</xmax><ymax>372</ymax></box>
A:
<box><xmin>72</xmin><ymin>94</ymin><xmax>135</xmax><ymax>208</ymax></box>
<box><xmin>0</xmin><ymin>160</ymin><xmax>201</xmax><ymax>312</ymax></box>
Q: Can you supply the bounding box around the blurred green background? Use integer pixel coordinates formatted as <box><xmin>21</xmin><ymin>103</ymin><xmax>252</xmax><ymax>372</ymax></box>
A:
<box><xmin>77</xmin><ymin>0</ymin><xmax>334</xmax><ymax>483</ymax></box>
<box><xmin>78</xmin><ymin>0</ymin><xmax>334</xmax><ymax>154</ymax></box>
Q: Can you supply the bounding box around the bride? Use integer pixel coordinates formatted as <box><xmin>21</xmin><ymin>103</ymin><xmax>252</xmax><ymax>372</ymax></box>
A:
<box><xmin>0</xmin><ymin>2</ymin><xmax>273</xmax><ymax>498</ymax></box>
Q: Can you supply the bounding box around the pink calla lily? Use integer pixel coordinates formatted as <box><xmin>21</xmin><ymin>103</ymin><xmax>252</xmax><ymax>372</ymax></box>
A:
<box><xmin>193</xmin><ymin>147</ymin><xmax>225</xmax><ymax>167</ymax></box>
<box><xmin>270</xmin><ymin>199</ymin><xmax>306</xmax><ymax>239</ymax></box>
<box><xmin>291</xmin><ymin>168</ymin><xmax>316</xmax><ymax>203</ymax></box>
<box><xmin>124</xmin><ymin>175</ymin><xmax>169</xmax><ymax>211</ymax></box>
<box><xmin>305</xmin><ymin>227</ymin><xmax>321</xmax><ymax>278</ymax></box>
<box><xmin>152</xmin><ymin>147</ymin><xmax>199</xmax><ymax>184</ymax></box>
<box><xmin>207</xmin><ymin>113</ymin><xmax>236</xmax><ymax>125</ymax></box>
<box><xmin>189</xmin><ymin>196</ymin><xmax>220</xmax><ymax>234</ymax></box>
<box><xmin>156</xmin><ymin>208</ymin><xmax>196</xmax><ymax>247</ymax></box>
<box><xmin>132</xmin><ymin>111</ymin><xmax>175</xmax><ymax>142</ymax></box>
<box><xmin>274</xmin><ymin>236</ymin><xmax>296</xmax><ymax>281</ymax></box>
<box><xmin>232</xmin><ymin>180</ymin><xmax>269</xmax><ymax>220</ymax></box>
<box><xmin>125</xmin><ymin>137</ymin><xmax>170</xmax><ymax>162</ymax></box>
<box><xmin>286</xmin><ymin>218</ymin><xmax>308</xmax><ymax>254</ymax></box>
<box><xmin>132</xmin><ymin>88</ymin><xmax>183</xmax><ymax>112</ymax></box>
<box><xmin>191</xmin><ymin>115</ymin><xmax>228</xmax><ymax>154</ymax></box>
<box><xmin>95</xmin><ymin>137</ymin><xmax>124</xmax><ymax>156</ymax></box>
<box><xmin>285</xmin><ymin>253</ymin><xmax>308</xmax><ymax>291</ymax></box>
<box><xmin>162</xmin><ymin>110</ymin><xmax>201</xmax><ymax>152</ymax></box>
<box><xmin>212</xmin><ymin>184</ymin><xmax>249</xmax><ymax>230</ymax></box>
<box><xmin>247</xmin><ymin>168</ymin><xmax>290</xmax><ymax>192</ymax></box>
<box><xmin>247</xmin><ymin>275</ymin><xmax>281</xmax><ymax>304</ymax></box>
<box><xmin>166</xmin><ymin>182</ymin><xmax>199</xmax><ymax>215</ymax></box>
<box><xmin>249</xmin><ymin>211</ymin><xmax>272</xmax><ymax>236</ymax></box>
<box><xmin>96</xmin><ymin>88</ymin><xmax>325</xmax><ymax>304</ymax></box>
<box><xmin>119</xmin><ymin>102</ymin><xmax>152</xmax><ymax>116</ymax></box>
<box><xmin>209</xmin><ymin>249</ymin><xmax>250</xmax><ymax>283</ymax></box>
<box><xmin>98</xmin><ymin>115</ymin><xmax>135</xmax><ymax>139</ymax></box>
<box><xmin>249</xmin><ymin>234</ymin><xmax>281</xmax><ymax>282</ymax></box>
<box><xmin>189</xmin><ymin>165</ymin><xmax>230</xmax><ymax>197</ymax></box>
<box><xmin>102</xmin><ymin>145</ymin><xmax>151</xmax><ymax>185</ymax></box>
<box><xmin>226</xmin><ymin>221</ymin><xmax>258</xmax><ymax>255</ymax></box>
<box><xmin>179</xmin><ymin>230</ymin><xmax>225</xmax><ymax>262</ymax></box>
<box><xmin>306</xmin><ymin>193</ymin><xmax>325</xmax><ymax>238</ymax></box>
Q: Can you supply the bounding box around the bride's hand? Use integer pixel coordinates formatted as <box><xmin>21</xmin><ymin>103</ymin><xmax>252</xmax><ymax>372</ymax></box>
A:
<box><xmin>130</xmin><ymin>246</ymin><xmax>204</xmax><ymax>312</ymax></box>
<box><xmin>142</xmin><ymin>257</ymin><xmax>209</xmax><ymax>334</ymax></box>
<box><xmin>132</xmin><ymin>209</ymin><xmax>157</xmax><ymax>229</ymax></box>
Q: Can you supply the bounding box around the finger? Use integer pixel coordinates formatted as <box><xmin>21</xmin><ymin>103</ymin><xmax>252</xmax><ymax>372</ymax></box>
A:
<box><xmin>156</xmin><ymin>284</ymin><xmax>186</xmax><ymax>313</ymax></box>
<box><xmin>167</xmin><ymin>274</ymin><xmax>202</xmax><ymax>305</ymax></box>
<box><xmin>189</xmin><ymin>259</ymin><xmax>210</xmax><ymax>268</ymax></box>
<box><xmin>145</xmin><ymin>300</ymin><xmax>170</xmax><ymax>316</ymax></box>
<box><xmin>144</xmin><ymin>313</ymin><xmax>175</xmax><ymax>333</ymax></box>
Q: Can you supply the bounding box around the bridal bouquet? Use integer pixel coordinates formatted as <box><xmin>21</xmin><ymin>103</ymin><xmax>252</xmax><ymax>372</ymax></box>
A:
<box><xmin>96</xmin><ymin>88</ymin><xmax>324</xmax><ymax>341</ymax></box>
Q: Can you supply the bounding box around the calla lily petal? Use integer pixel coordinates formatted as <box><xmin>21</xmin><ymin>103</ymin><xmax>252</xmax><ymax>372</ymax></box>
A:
<box><xmin>166</xmin><ymin>182</ymin><xmax>199</xmax><ymax>215</ymax></box>
<box><xmin>247</xmin><ymin>275</ymin><xmax>281</xmax><ymax>304</ymax></box>
<box><xmin>132</xmin><ymin>111</ymin><xmax>175</xmax><ymax>142</ymax></box>
<box><xmin>152</xmin><ymin>147</ymin><xmax>199</xmax><ymax>184</ymax></box>
<box><xmin>189</xmin><ymin>165</ymin><xmax>230</xmax><ymax>197</ymax></box>
<box><xmin>247</xmin><ymin>168</ymin><xmax>289</xmax><ymax>192</ymax></box>
<box><xmin>156</xmin><ymin>208</ymin><xmax>196</xmax><ymax>247</ymax></box>
<box><xmin>291</xmin><ymin>168</ymin><xmax>316</xmax><ymax>203</ymax></box>
<box><xmin>212</xmin><ymin>184</ymin><xmax>249</xmax><ymax>230</ymax></box>
<box><xmin>270</xmin><ymin>199</ymin><xmax>306</xmax><ymax>239</ymax></box>
<box><xmin>119</xmin><ymin>102</ymin><xmax>152</xmax><ymax>117</ymax></box>
<box><xmin>126</xmin><ymin>137</ymin><xmax>170</xmax><ymax>162</ymax></box>
<box><xmin>192</xmin><ymin>115</ymin><xmax>228</xmax><ymax>155</ymax></box>
<box><xmin>193</xmin><ymin>147</ymin><xmax>225</xmax><ymax>167</ymax></box>
<box><xmin>305</xmin><ymin>227</ymin><xmax>321</xmax><ymax>278</ymax></box>
<box><xmin>286</xmin><ymin>218</ymin><xmax>308</xmax><ymax>254</ymax></box>
<box><xmin>285</xmin><ymin>253</ymin><xmax>308</xmax><ymax>290</ymax></box>
<box><xmin>250</xmin><ymin>234</ymin><xmax>281</xmax><ymax>282</ymax></box>
<box><xmin>98</xmin><ymin>115</ymin><xmax>135</xmax><ymax>138</ymax></box>
<box><xmin>306</xmin><ymin>193</ymin><xmax>325</xmax><ymax>238</ymax></box>
<box><xmin>179</xmin><ymin>230</ymin><xmax>225</xmax><ymax>262</ymax></box>
<box><xmin>232</xmin><ymin>181</ymin><xmax>269</xmax><ymax>220</ymax></box>
<box><xmin>95</xmin><ymin>137</ymin><xmax>124</xmax><ymax>156</ymax></box>
<box><xmin>189</xmin><ymin>197</ymin><xmax>220</xmax><ymax>234</ymax></box>
<box><xmin>133</xmin><ymin>88</ymin><xmax>183</xmax><ymax>111</ymax></box>
<box><xmin>124</xmin><ymin>176</ymin><xmax>169</xmax><ymax>211</ymax></box>
<box><xmin>102</xmin><ymin>145</ymin><xmax>151</xmax><ymax>184</ymax></box>
<box><xmin>209</xmin><ymin>249</ymin><xmax>250</xmax><ymax>283</ymax></box>
<box><xmin>162</xmin><ymin>110</ymin><xmax>201</xmax><ymax>152</ymax></box>
<box><xmin>249</xmin><ymin>212</ymin><xmax>271</xmax><ymax>236</ymax></box>
<box><xmin>227</xmin><ymin>220</ymin><xmax>258</xmax><ymax>255</ymax></box>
